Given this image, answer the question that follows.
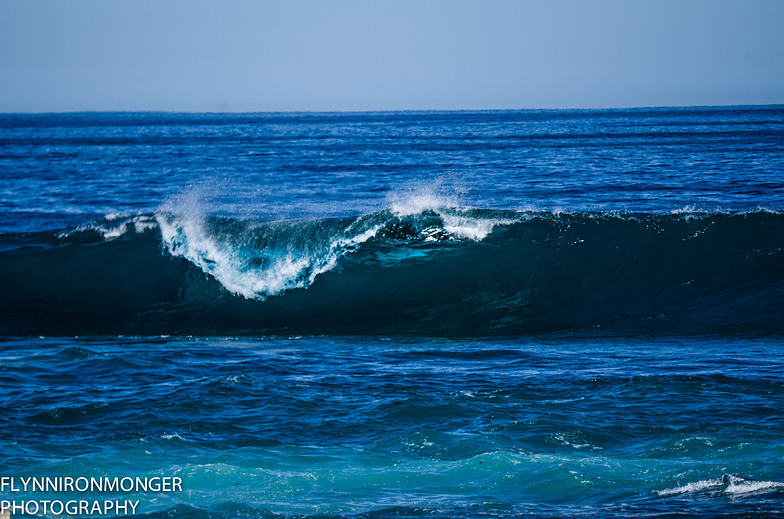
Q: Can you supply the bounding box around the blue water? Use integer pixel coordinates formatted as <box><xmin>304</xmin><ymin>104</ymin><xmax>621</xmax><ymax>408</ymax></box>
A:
<box><xmin>1</xmin><ymin>107</ymin><xmax>784</xmax><ymax>517</ymax></box>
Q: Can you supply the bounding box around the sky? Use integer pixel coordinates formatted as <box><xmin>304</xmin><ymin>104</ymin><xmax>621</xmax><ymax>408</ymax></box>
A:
<box><xmin>1</xmin><ymin>0</ymin><xmax>782</xmax><ymax>112</ymax></box>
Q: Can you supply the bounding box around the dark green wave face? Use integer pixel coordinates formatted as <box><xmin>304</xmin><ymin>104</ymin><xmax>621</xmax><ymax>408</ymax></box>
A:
<box><xmin>2</xmin><ymin>208</ymin><xmax>783</xmax><ymax>336</ymax></box>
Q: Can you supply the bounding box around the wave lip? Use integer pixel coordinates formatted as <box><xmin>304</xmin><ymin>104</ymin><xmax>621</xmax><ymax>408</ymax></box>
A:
<box><xmin>154</xmin><ymin>202</ymin><xmax>517</xmax><ymax>300</ymax></box>
<box><xmin>155</xmin><ymin>210</ymin><xmax>383</xmax><ymax>300</ymax></box>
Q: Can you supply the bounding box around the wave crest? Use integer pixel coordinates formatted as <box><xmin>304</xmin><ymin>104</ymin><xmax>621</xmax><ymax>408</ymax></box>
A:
<box><xmin>658</xmin><ymin>474</ymin><xmax>784</xmax><ymax>496</ymax></box>
<box><xmin>2</xmin><ymin>208</ymin><xmax>784</xmax><ymax>336</ymax></box>
<box><xmin>154</xmin><ymin>200</ymin><xmax>517</xmax><ymax>299</ymax></box>
<box><xmin>156</xmin><ymin>211</ymin><xmax>382</xmax><ymax>300</ymax></box>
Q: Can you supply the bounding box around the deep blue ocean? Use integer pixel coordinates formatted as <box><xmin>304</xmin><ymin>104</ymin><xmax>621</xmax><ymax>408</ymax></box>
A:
<box><xmin>1</xmin><ymin>107</ymin><xmax>783</xmax><ymax>518</ymax></box>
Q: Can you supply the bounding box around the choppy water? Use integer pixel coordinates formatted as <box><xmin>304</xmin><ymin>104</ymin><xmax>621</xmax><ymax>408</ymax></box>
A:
<box><xmin>1</xmin><ymin>107</ymin><xmax>783</xmax><ymax>517</ymax></box>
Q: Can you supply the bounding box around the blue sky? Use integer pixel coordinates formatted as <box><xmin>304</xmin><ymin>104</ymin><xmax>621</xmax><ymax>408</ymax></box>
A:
<box><xmin>1</xmin><ymin>0</ymin><xmax>782</xmax><ymax>112</ymax></box>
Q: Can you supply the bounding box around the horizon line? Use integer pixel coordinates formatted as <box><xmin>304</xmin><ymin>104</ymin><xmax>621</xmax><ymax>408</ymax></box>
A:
<box><xmin>2</xmin><ymin>103</ymin><xmax>783</xmax><ymax>117</ymax></box>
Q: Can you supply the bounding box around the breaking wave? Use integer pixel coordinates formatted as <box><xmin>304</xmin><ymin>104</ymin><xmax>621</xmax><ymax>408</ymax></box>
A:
<box><xmin>1</xmin><ymin>205</ymin><xmax>783</xmax><ymax>336</ymax></box>
<box><xmin>657</xmin><ymin>474</ymin><xmax>784</xmax><ymax>496</ymax></box>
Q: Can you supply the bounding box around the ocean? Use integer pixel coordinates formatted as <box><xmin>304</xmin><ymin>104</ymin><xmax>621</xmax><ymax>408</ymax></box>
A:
<box><xmin>1</xmin><ymin>107</ymin><xmax>783</xmax><ymax>518</ymax></box>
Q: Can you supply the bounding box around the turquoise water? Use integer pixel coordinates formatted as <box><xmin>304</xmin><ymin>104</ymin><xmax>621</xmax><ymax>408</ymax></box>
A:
<box><xmin>2</xmin><ymin>336</ymin><xmax>783</xmax><ymax>517</ymax></box>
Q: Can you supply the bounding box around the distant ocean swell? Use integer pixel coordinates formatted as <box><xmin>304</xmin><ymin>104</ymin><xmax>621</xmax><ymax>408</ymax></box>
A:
<box><xmin>1</xmin><ymin>206</ymin><xmax>783</xmax><ymax>336</ymax></box>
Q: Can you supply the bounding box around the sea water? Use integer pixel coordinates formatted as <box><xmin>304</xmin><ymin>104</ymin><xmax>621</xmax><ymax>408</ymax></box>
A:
<box><xmin>1</xmin><ymin>107</ymin><xmax>783</xmax><ymax>517</ymax></box>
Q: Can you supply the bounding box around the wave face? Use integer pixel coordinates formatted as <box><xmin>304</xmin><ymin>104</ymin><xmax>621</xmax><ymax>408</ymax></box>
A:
<box><xmin>1</xmin><ymin>208</ymin><xmax>783</xmax><ymax>336</ymax></box>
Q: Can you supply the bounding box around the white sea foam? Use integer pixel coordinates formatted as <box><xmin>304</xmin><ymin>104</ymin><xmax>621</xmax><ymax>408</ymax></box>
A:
<box><xmin>724</xmin><ymin>475</ymin><xmax>784</xmax><ymax>494</ymax></box>
<box><xmin>99</xmin><ymin>215</ymin><xmax>158</xmax><ymax>238</ymax></box>
<box><xmin>657</xmin><ymin>475</ymin><xmax>784</xmax><ymax>496</ymax></box>
<box><xmin>390</xmin><ymin>192</ymin><xmax>457</xmax><ymax>217</ymax></box>
<box><xmin>156</xmin><ymin>208</ymin><xmax>380</xmax><ymax>300</ymax></box>
<box><xmin>59</xmin><ymin>214</ymin><xmax>158</xmax><ymax>240</ymax></box>
<box><xmin>670</xmin><ymin>205</ymin><xmax>699</xmax><ymax>215</ymax></box>
<box><xmin>657</xmin><ymin>477</ymin><xmax>724</xmax><ymax>496</ymax></box>
<box><xmin>157</xmin><ymin>210</ymin><xmax>255</xmax><ymax>297</ymax></box>
<box><xmin>389</xmin><ymin>190</ymin><xmax>519</xmax><ymax>241</ymax></box>
<box><xmin>441</xmin><ymin>213</ymin><xmax>519</xmax><ymax>241</ymax></box>
<box><xmin>387</xmin><ymin>180</ymin><xmax>463</xmax><ymax>216</ymax></box>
